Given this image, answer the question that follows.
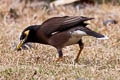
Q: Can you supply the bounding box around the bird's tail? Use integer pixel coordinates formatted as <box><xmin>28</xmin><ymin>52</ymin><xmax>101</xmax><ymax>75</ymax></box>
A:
<box><xmin>80</xmin><ymin>27</ymin><xmax>109</xmax><ymax>40</ymax></box>
<box><xmin>87</xmin><ymin>31</ymin><xmax>108</xmax><ymax>39</ymax></box>
<box><xmin>85</xmin><ymin>28</ymin><xmax>108</xmax><ymax>40</ymax></box>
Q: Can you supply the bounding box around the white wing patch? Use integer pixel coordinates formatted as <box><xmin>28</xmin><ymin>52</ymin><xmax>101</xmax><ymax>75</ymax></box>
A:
<box><xmin>64</xmin><ymin>30</ymin><xmax>87</xmax><ymax>46</ymax></box>
<box><xmin>51</xmin><ymin>31</ymin><xmax>59</xmax><ymax>35</ymax></box>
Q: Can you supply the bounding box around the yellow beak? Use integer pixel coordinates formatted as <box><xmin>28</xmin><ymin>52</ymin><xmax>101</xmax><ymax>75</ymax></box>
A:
<box><xmin>16</xmin><ymin>40</ymin><xmax>24</xmax><ymax>49</ymax></box>
<box><xmin>16</xmin><ymin>30</ymin><xmax>30</xmax><ymax>50</ymax></box>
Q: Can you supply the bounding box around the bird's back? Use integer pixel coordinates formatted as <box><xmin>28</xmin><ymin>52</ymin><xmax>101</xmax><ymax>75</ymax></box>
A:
<box><xmin>40</xmin><ymin>16</ymin><xmax>93</xmax><ymax>36</ymax></box>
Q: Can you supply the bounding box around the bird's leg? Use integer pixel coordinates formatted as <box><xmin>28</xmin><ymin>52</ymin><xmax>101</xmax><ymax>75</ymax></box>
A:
<box><xmin>74</xmin><ymin>39</ymin><xmax>84</xmax><ymax>63</ymax></box>
<box><xmin>56</xmin><ymin>49</ymin><xmax>63</xmax><ymax>62</ymax></box>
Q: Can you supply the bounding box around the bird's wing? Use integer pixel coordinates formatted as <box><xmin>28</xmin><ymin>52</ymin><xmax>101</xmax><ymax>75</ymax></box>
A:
<box><xmin>62</xmin><ymin>16</ymin><xmax>93</xmax><ymax>26</ymax></box>
<box><xmin>59</xmin><ymin>16</ymin><xmax>94</xmax><ymax>31</ymax></box>
<box><xmin>40</xmin><ymin>16</ymin><xmax>94</xmax><ymax>35</ymax></box>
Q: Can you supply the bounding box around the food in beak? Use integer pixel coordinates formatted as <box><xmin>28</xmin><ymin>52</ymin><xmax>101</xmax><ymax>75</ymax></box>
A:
<box><xmin>16</xmin><ymin>40</ymin><xmax>24</xmax><ymax>50</ymax></box>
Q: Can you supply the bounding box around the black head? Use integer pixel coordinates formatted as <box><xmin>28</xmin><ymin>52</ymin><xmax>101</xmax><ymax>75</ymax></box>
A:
<box><xmin>16</xmin><ymin>25</ymin><xmax>40</xmax><ymax>50</ymax></box>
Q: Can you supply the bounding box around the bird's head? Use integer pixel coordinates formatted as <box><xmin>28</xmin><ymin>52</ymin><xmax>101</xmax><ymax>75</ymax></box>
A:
<box><xmin>16</xmin><ymin>25</ymin><xmax>40</xmax><ymax>50</ymax></box>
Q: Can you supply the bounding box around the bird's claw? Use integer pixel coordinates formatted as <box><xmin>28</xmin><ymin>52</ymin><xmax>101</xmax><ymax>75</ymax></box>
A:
<box><xmin>56</xmin><ymin>57</ymin><xmax>63</xmax><ymax>62</ymax></box>
<box><xmin>74</xmin><ymin>58</ymin><xmax>79</xmax><ymax>63</ymax></box>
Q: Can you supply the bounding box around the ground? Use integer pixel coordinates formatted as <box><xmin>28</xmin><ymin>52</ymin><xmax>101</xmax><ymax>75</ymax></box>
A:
<box><xmin>0</xmin><ymin>1</ymin><xmax>120</xmax><ymax>80</ymax></box>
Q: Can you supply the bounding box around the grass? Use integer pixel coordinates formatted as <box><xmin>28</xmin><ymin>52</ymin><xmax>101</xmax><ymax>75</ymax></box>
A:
<box><xmin>0</xmin><ymin>1</ymin><xmax>120</xmax><ymax>80</ymax></box>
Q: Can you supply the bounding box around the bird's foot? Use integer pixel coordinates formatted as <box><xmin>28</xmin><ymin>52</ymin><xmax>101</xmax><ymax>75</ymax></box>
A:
<box><xmin>56</xmin><ymin>57</ymin><xmax>63</xmax><ymax>62</ymax></box>
<box><xmin>74</xmin><ymin>58</ymin><xmax>79</xmax><ymax>63</ymax></box>
<box><xmin>72</xmin><ymin>59</ymin><xmax>79</xmax><ymax>65</ymax></box>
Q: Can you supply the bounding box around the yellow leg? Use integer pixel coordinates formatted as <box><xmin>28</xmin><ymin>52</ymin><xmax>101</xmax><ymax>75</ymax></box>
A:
<box><xmin>56</xmin><ymin>57</ymin><xmax>63</xmax><ymax>62</ymax></box>
<box><xmin>74</xmin><ymin>47</ymin><xmax>83</xmax><ymax>62</ymax></box>
<box><xmin>74</xmin><ymin>40</ymin><xmax>84</xmax><ymax>63</ymax></box>
<box><xmin>56</xmin><ymin>49</ymin><xmax>63</xmax><ymax>62</ymax></box>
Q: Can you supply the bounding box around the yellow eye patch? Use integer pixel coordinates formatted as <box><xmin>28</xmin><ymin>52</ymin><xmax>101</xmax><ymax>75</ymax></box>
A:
<box><xmin>24</xmin><ymin>30</ymin><xmax>30</xmax><ymax>36</ymax></box>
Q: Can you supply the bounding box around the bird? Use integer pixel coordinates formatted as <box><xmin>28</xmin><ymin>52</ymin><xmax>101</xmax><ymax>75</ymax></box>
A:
<box><xmin>16</xmin><ymin>16</ymin><xmax>108</xmax><ymax>62</ymax></box>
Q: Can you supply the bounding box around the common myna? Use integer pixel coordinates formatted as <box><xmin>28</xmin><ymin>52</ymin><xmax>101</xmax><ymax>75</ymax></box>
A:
<box><xmin>16</xmin><ymin>16</ymin><xmax>108</xmax><ymax>62</ymax></box>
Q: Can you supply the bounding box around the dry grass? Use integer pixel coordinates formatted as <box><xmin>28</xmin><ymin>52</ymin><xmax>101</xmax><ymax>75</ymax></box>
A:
<box><xmin>0</xmin><ymin>1</ymin><xmax>120</xmax><ymax>80</ymax></box>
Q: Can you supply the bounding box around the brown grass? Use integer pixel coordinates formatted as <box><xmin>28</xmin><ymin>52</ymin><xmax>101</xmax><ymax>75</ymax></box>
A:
<box><xmin>0</xmin><ymin>1</ymin><xmax>120</xmax><ymax>80</ymax></box>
